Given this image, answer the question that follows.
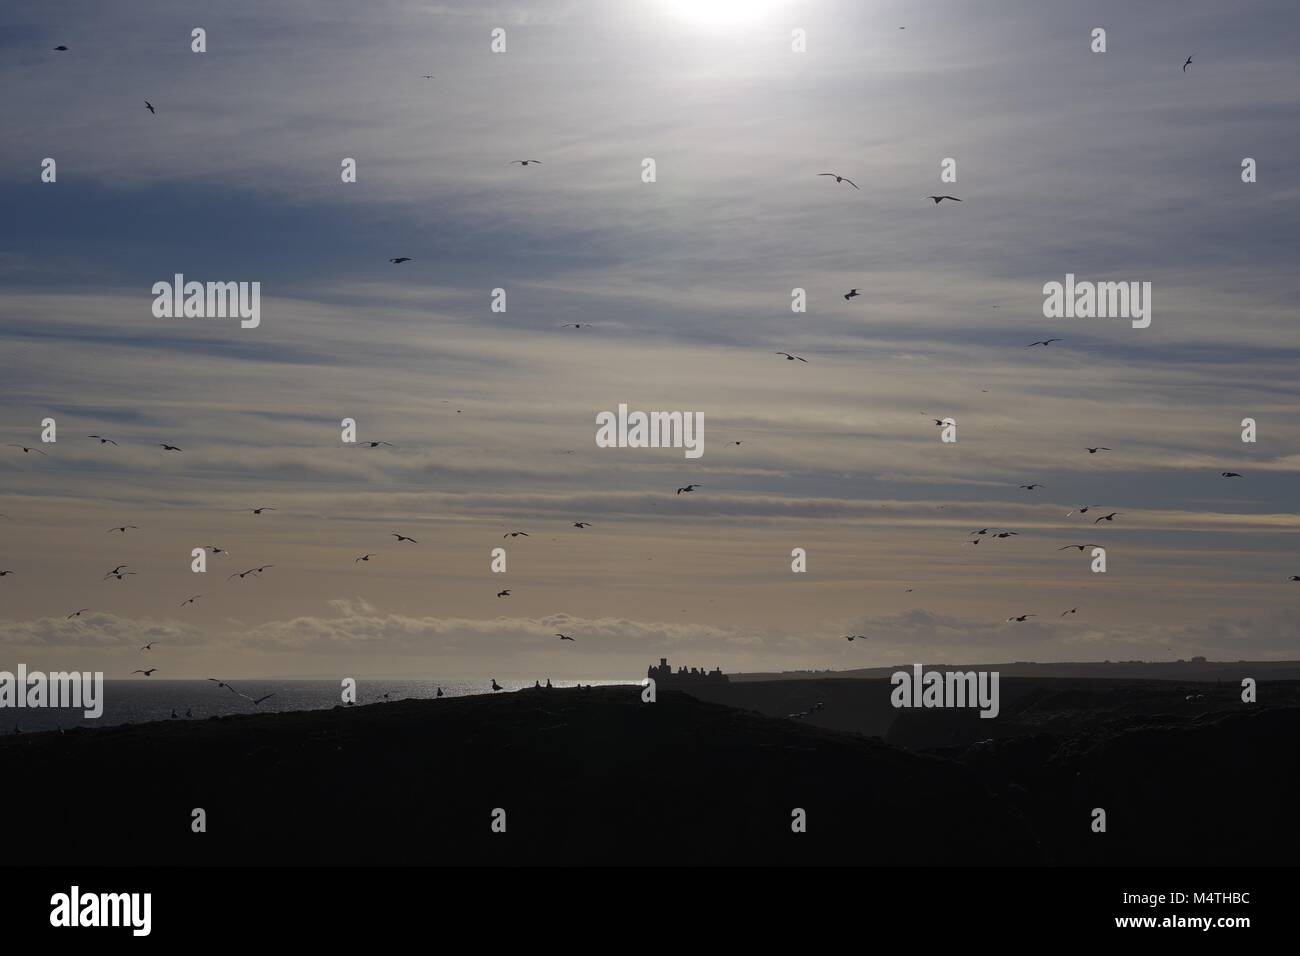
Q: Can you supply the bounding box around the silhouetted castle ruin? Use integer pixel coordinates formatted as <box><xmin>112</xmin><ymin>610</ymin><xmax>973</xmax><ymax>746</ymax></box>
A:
<box><xmin>647</xmin><ymin>657</ymin><xmax>729</xmax><ymax>686</ymax></box>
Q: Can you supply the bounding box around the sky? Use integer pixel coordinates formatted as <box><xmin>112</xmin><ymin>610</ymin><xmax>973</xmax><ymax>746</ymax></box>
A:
<box><xmin>1</xmin><ymin>0</ymin><xmax>1298</xmax><ymax>680</ymax></box>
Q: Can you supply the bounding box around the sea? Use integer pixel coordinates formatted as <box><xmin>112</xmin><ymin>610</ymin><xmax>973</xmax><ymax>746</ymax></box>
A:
<box><xmin>2</xmin><ymin>678</ymin><xmax>635</xmax><ymax>734</ymax></box>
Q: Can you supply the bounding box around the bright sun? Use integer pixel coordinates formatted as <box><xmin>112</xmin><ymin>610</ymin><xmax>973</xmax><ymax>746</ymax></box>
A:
<box><xmin>665</xmin><ymin>0</ymin><xmax>780</xmax><ymax>27</ymax></box>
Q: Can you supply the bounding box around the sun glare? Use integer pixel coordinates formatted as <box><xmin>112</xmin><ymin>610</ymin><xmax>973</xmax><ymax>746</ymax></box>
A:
<box><xmin>665</xmin><ymin>0</ymin><xmax>781</xmax><ymax>27</ymax></box>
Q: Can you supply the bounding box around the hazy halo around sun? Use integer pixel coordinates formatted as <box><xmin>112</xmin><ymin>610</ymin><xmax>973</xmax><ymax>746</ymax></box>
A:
<box><xmin>663</xmin><ymin>0</ymin><xmax>782</xmax><ymax>27</ymax></box>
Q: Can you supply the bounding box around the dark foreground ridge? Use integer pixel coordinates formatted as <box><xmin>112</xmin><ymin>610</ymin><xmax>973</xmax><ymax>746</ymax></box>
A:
<box><xmin>2</xmin><ymin>683</ymin><xmax>1295</xmax><ymax>865</ymax></box>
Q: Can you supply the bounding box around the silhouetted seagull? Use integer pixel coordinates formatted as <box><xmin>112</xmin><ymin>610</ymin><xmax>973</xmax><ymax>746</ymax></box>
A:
<box><xmin>1061</xmin><ymin>607</ymin><xmax>1079</xmax><ymax>616</ymax></box>
<box><xmin>510</xmin><ymin>160</ymin><xmax>542</xmax><ymax>166</ymax></box>
<box><xmin>1222</xmin><ymin>472</ymin><xmax>1242</xmax><ymax>478</ymax></box>
<box><xmin>991</xmin><ymin>531</ymin><xmax>1019</xmax><ymax>539</ymax></box>
<box><xmin>7</xmin><ymin>444</ymin><xmax>46</xmax><ymax>455</ymax></box>
<box><xmin>159</xmin><ymin>443</ymin><xmax>182</xmax><ymax>451</ymax></box>
<box><xmin>497</xmin><ymin>589</ymin><xmax>511</xmax><ymax>597</ymax></box>
<box><xmin>845</xmin><ymin>635</ymin><xmax>867</xmax><ymax>642</ymax></box>
<box><xmin>145</xmin><ymin>101</ymin><xmax>155</xmax><ymax>114</ymax></box>
<box><xmin>391</xmin><ymin>533</ymin><xmax>418</xmax><ymax>542</ymax></box>
<box><xmin>1057</xmin><ymin>544</ymin><xmax>1102</xmax><ymax>551</ymax></box>
<box><xmin>140</xmin><ymin>641</ymin><xmax>161</xmax><ymax>650</ymax></box>
<box><xmin>107</xmin><ymin>525</ymin><xmax>139</xmax><ymax>533</ymax></box>
<box><xmin>1183</xmin><ymin>55</ymin><xmax>1194</xmax><ymax>72</ymax></box>
<box><xmin>132</xmin><ymin>668</ymin><xmax>157</xmax><ymax>677</ymax></box>
<box><xmin>53</xmin><ymin>45</ymin><xmax>68</xmax><ymax>51</ymax></box>
<box><xmin>1007</xmin><ymin>614</ymin><xmax>1036</xmax><ymax>622</ymax></box>
<box><xmin>421</xmin><ymin>74</ymin><xmax>435</xmax><ymax>79</ymax></box>
<box><xmin>556</xmin><ymin>633</ymin><xmax>575</xmax><ymax>641</ymax></box>
<box><xmin>676</xmin><ymin>484</ymin><xmax>700</xmax><ymax>494</ymax></box>
<box><xmin>436</xmin><ymin>687</ymin><xmax>444</xmax><ymax>697</ymax></box>
<box><xmin>926</xmin><ymin>195</ymin><xmax>961</xmax><ymax>203</ymax></box>
<box><xmin>1027</xmin><ymin>339</ymin><xmax>1062</xmax><ymax>347</ymax></box>
<box><xmin>250</xmin><ymin>694</ymin><xmax>275</xmax><ymax>705</ymax></box>
<box><xmin>248</xmin><ymin>507</ymin><xmax>276</xmax><ymax>514</ymax></box>
<box><xmin>88</xmin><ymin>435</ymin><xmax>117</xmax><ymax>445</ymax></box>
<box><xmin>1066</xmin><ymin>505</ymin><xmax>1094</xmax><ymax>516</ymax></box>
<box><xmin>573</xmin><ymin>522</ymin><xmax>592</xmax><ymax>528</ymax></box>
<box><xmin>355</xmin><ymin>554</ymin><xmax>375</xmax><ymax>562</ymax></box>
<box><xmin>205</xmin><ymin>546</ymin><xmax>227</xmax><ymax>554</ymax></box>
<box><xmin>360</xmin><ymin>441</ymin><xmax>393</xmax><ymax>447</ymax></box>
<box><xmin>228</xmin><ymin>565</ymin><xmax>273</xmax><ymax>580</ymax></box>
<box><xmin>180</xmin><ymin>595</ymin><xmax>201</xmax><ymax>606</ymax></box>
<box><xmin>106</xmin><ymin>565</ymin><xmax>129</xmax><ymax>576</ymax></box>
<box><xmin>560</xmin><ymin>323</ymin><xmax>588</xmax><ymax>328</ymax></box>
<box><xmin>817</xmin><ymin>173</ymin><xmax>859</xmax><ymax>189</ymax></box>
<box><xmin>104</xmin><ymin>571</ymin><xmax>137</xmax><ymax>580</ymax></box>
<box><xmin>1019</xmin><ymin>484</ymin><xmax>1044</xmax><ymax>490</ymax></box>
<box><xmin>1094</xmin><ymin>512</ymin><xmax>1122</xmax><ymax>523</ymax></box>
<box><xmin>774</xmin><ymin>352</ymin><xmax>807</xmax><ymax>362</ymax></box>
<box><xmin>0</xmin><ymin>571</ymin><xmax>15</xmax><ymax>577</ymax></box>
<box><xmin>503</xmin><ymin>531</ymin><xmax>530</xmax><ymax>538</ymax></box>
<box><xmin>389</xmin><ymin>257</ymin><xmax>412</xmax><ymax>264</ymax></box>
<box><xmin>1289</xmin><ymin>576</ymin><xmax>1300</xmax><ymax>582</ymax></box>
<box><xmin>67</xmin><ymin>608</ymin><xmax>88</xmax><ymax>618</ymax></box>
<box><xmin>1086</xmin><ymin>447</ymin><xmax>1111</xmax><ymax>454</ymax></box>
<box><xmin>491</xmin><ymin>678</ymin><xmax>503</xmax><ymax>691</ymax></box>
<box><xmin>844</xmin><ymin>289</ymin><xmax>860</xmax><ymax>301</ymax></box>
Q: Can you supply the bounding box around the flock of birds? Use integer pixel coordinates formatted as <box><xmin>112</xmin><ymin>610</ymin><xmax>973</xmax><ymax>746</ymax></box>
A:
<box><xmin>9</xmin><ymin>40</ymin><xmax>1289</xmax><ymax>713</ymax></box>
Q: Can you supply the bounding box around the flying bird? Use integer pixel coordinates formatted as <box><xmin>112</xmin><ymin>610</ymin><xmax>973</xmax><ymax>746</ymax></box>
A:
<box><xmin>360</xmin><ymin>441</ymin><xmax>393</xmax><ymax>447</ymax></box>
<box><xmin>510</xmin><ymin>160</ymin><xmax>542</xmax><ymax>166</ymax></box>
<box><xmin>1086</xmin><ymin>447</ymin><xmax>1111</xmax><ymax>454</ymax></box>
<box><xmin>53</xmin><ymin>45</ymin><xmax>69</xmax><ymax>51</ymax></box>
<box><xmin>1221</xmin><ymin>472</ymin><xmax>1243</xmax><ymax>478</ymax></box>
<box><xmin>355</xmin><ymin>554</ymin><xmax>375</xmax><ymax>563</ymax></box>
<box><xmin>926</xmin><ymin>195</ymin><xmax>962</xmax><ymax>204</ymax></box>
<box><xmin>88</xmin><ymin>435</ymin><xmax>117</xmax><ymax>445</ymax></box>
<box><xmin>106</xmin><ymin>565</ymin><xmax>129</xmax><ymax>575</ymax></box>
<box><xmin>205</xmin><ymin>546</ymin><xmax>227</xmax><ymax>554</ymax></box>
<box><xmin>817</xmin><ymin>173</ymin><xmax>859</xmax><ymax>189</ymax></box>
<box><xmin>7</xmin><ymin>444</ymin><xmax>46</xmax><ymax>455</ymax></box>
<box><xmin>131</xmin><ymin>669</ymin><xmax>157</xmax><ymax>677</ymax></box>
<box><xmin>421</xmin><ymin>74</ymin><xmax>435</xmax><ymax>79</ymax></box>
<box><xmin>573</xmin><ymin>522</ymin><xmax>592</xmax><ymax>528</ymax></box>
<box><xmin>497</xmin><ymin>589</ymin><xmax>511</xmax><ymax>597</ymax></box>
<box><xmin>1019</xmin><ymin>484</ymin><xmax>1044</xmax><ymax>490</ymax></box>
<box><xmin>180</xmin><ymin>595</ymin><xmax>201</xmax><ymax>606</ymax></box>
<box><xmin>248</xmin><ymin>507</ymin><xmax>276</xmax><ymax>514</ymax></box>
<box><xmin>1007</xmin><ymin>614</ymin><xmax>1036</xmax><ymax>623</ymax></box>
<box><xmin>159</xmin><ymin>444</ymin><xmax>182</xmax><ymax>451</ymax></box>
<box><xmin>104</xmin><ymin>571</ymin><xmax>137</xmax><ymax>580</ymax></box>
<box><xmin>844</xmin><ymin>635</ymin><xmax>867</xmax><ymax>642</ymax></box>
<box><xmin>1289</xmin><ymin>576</ymin><xmax>1300</xmax><ymax>582</ymax></box>
<box><xmin>1183</xmin><ymin>55</ymin><xmax>1194</xmax><ymax>72</ymax></box>
<box><xmin>844</xmin><ymin>289</ymin><xmax>860</xmax><ymax>301</ymax></box>
<box><xmin>67</xmin><ymin>609</ymin><xmax>88</xmax><ymax>618</ymax></box>
<box><xmin>1093</xmin><ymin>512</ymin><xmax>1122</xmax><ymax>523</ymax></box>
<box><xmin>389</xmin><ymin>257</ymin><xmax>412</xmax><ymax>264</ymax></box>
<box><xmin>503</xmin><ymin>531</ymin><xmax>530</xmax><ymax>538</ymax></box>
<box><xmin>676</xmin><ymin>484</ymin><xmax>700</xmax><ymax>495</ymax></box>
<box><xmin>1066</xmin><ymin>506</ymin><xmax>1094</xmax><ymax>516</ymax></box>
<box><xmin>774</xmin><ymin>352</ymin><xmax>808</xmax><ymax>362</ymax></box>
<box><xmin>556</xmin><ymin>633</ymin><xmax>575</xmax><ymax>641</ymax></box>
<box><xmin>0</xmin><ymin>571</ymin><xmax>15</xmax><ymax>577</ymax></box>
<box><xmin>145</xmin><ymin>101</ymin><xmax>155</xmax><ymax>114</ymax></box>
<box><xmin>560</xmin><ymin>323</ymin><xmax>589</xmax><ymax>329</ymax></box>
<box><xmin>249</xmin><ymin>694</ymin><xmax>275</xmax><ymax>705</ymax></box>
<box><xmin>106</xmin><ymin>525</ymin><xmax>139</xmax><ymax>533</ymax></box>
<box><xmin>228</xmin><ymin>565</ymin><xmax>273</xmax><ymax>580</ymax></box>
<box><xmin>1061</xmin><ymin>607</ymin><xmax>1079</xmax><ymax>617</ymax></box>
<box><xmin>1057</xmin><ymin>544</ymin><xmax>1102</xmax><ymax>551</ymax></box>
<box><xmin>140</xmin><ymin>641</ymin><xmax>161</xmax><ymax>651</ymax></box>
<box><xmin>1027</xmin><ymin>339</ymin><xmax>1062</xmax><ymax>347</ymax></box>
<box><xmin>391</xmin><ymin>533</ymin><xmax>417</xmax><ymax>542</ymax></box>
